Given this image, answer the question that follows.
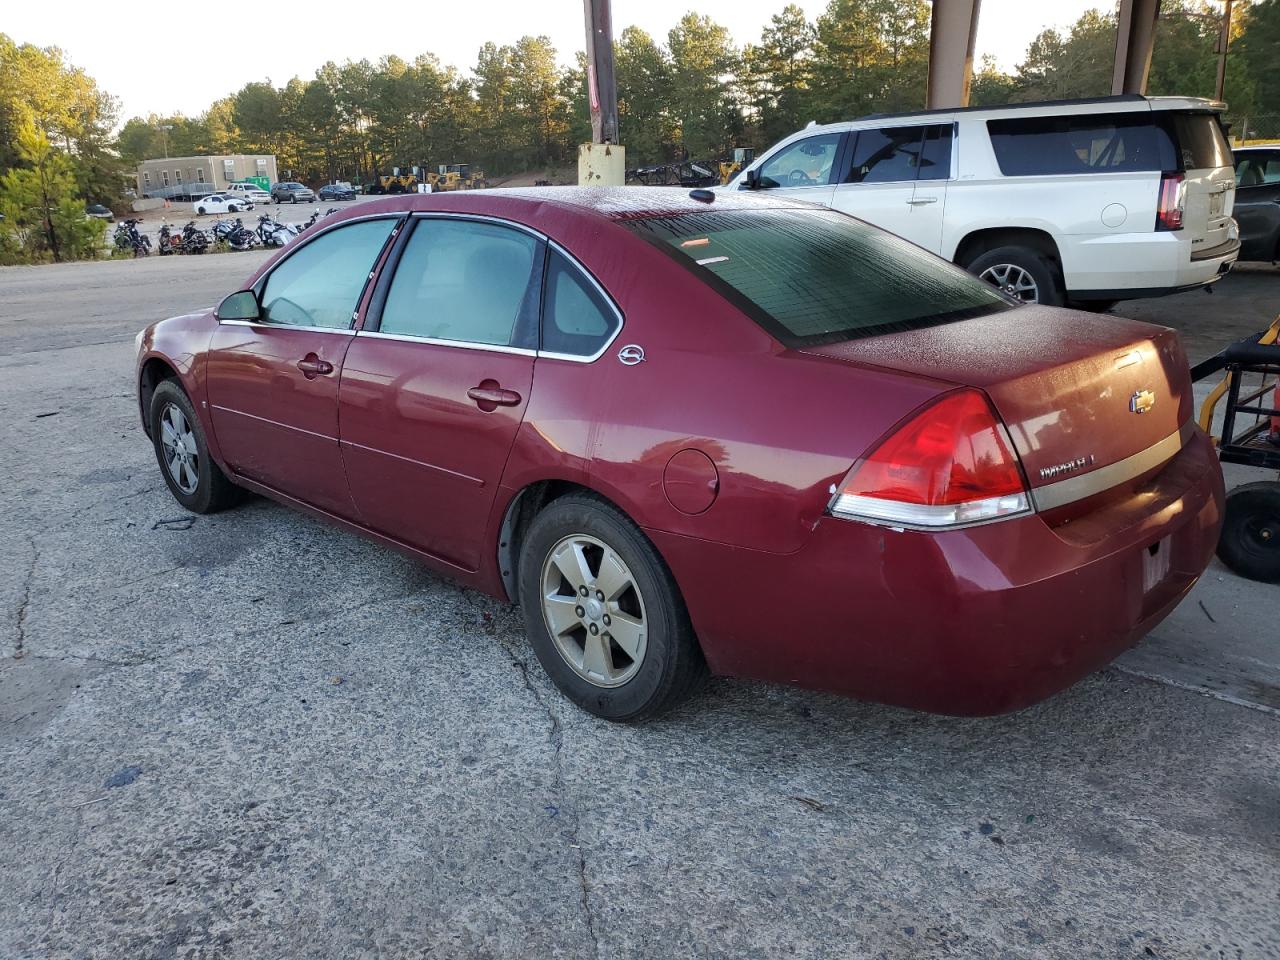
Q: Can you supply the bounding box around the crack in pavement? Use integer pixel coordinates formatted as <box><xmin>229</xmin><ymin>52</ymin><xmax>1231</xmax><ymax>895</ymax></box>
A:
<box><xmin>479</xmin><ymin>590</ymin><xmax>601</xmax><ymax>960</ymax></box>
<box><xmin>14</xmin><ymin>535</ymin><xmax>38</xmax><ymax>660</ymax></box>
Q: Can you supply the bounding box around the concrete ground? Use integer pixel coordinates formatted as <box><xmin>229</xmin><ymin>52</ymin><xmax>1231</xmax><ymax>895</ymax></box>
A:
<box><xmin>0</xmin><ymin>251</ymin><xmax>1277</xmax><ymax>960</ymax></box>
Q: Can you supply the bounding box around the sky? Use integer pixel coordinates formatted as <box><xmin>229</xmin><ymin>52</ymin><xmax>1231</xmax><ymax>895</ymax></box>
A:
<box><xmin>6</xmin><ymin>0</ymin><xmax>1109</xmax><ymax>121</ymax></box>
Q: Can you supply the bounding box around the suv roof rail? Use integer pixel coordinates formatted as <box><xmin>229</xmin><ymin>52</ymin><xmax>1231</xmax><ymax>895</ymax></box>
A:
<box><xmin>855</xmin><ymin>94</ymin><xmax>1157</xmax><ymax>123</ymax></box>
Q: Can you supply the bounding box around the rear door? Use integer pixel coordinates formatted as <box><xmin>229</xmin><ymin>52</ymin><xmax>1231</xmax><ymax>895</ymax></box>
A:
<box><xmin>1165</xmin><ymin>112</ymin><xmax>1237</xmax><ymax>257</ymax></box>
<box><xmin>338</xmin><ymin>215</ymin><xmax>541</xmax><ymax>570</ymax></box>
<box><xmin>829</xmin><ymin>123</ymin><xmax>953</xmax><ymax>252</ymax></box>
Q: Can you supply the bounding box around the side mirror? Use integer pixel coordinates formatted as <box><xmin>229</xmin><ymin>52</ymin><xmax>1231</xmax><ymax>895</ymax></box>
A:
<box><xmin>744</xmin><ymin>167</ymin><xmax>761</xmax><ymax>191</ymax></box>
<box><xmin>216</xmin><ymin>290</ymin><xmax>259</xmax><ymax>321</ymax></box>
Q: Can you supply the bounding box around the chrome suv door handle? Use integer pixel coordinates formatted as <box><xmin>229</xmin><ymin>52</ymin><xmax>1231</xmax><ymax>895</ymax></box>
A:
<box><xmin>906</xmin><ymin>197</ymin><xmax>938</xmax><ymax>205</ymax></box>
<box><xmin>296</xmin><ymin>355</ymin><xmax>334</xmax><ymax>378</ymax></box>
<box><xmin>467</xmin><ymin>384</ymin><xmax>522</xmax><ymax>409</ymax></box>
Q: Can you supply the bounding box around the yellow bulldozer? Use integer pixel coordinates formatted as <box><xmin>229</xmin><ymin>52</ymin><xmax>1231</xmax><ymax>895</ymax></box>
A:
<box><xmin>428</xmin><ymin>164</ymin><xmax>488</xmax><ymax>191</ymax></box>
<box><xmin>366</xmin><ymin>168</ymin><xmax>420</xmax><ymax>194</ymax></box>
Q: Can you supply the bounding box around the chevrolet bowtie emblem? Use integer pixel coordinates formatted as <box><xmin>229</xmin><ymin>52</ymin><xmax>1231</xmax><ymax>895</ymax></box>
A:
<box><xmin>1129</xmin><ymin>389</ymin><xmax>1156</xmax><ymax>414</ymax></box>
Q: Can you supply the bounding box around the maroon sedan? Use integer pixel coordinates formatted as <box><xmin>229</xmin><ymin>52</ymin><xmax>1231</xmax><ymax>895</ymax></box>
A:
<box><xmin>135</xmin><ymin>188</ymin><xmax>1224</xmax><ymax>720</ymax></box>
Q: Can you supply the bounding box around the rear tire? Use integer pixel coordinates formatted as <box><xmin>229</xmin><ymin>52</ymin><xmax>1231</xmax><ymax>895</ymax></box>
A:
<box><xmin>1216</xmin><ymin>482</ymin><xmax>1280</xmax><ymax>583</ymax></box>
<box><xmin>966</xmin><ymin>245</ymin><xmax>1063</xmax><ymax>306</ymax></box>
<box><xmin>149</xmin><ymin>380</ymin><xmax>242</xmax><ymax>514</ymax></box>
<box><xmin>518</xmin><ymin>494</ymin><xmax>707</xmax><ymax>722</ymax></box>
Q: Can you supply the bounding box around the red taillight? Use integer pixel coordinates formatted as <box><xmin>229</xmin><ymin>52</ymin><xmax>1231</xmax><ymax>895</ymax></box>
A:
<box><xmin>1156</xmin><ymin>172</ymin><xmax>1185</xmax><ymax>231</ymax></box>
<box><xmin>829</xmin><ymin>389</ymin><xmax>1030</xmax><ymax>529</ymax></box>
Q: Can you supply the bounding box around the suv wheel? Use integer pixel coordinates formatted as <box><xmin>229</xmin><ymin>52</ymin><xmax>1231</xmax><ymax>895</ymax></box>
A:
<box><xmin>967</xmin><ymin>246</ymin><xmax>1063</xmax><ymax>306</ymax></box>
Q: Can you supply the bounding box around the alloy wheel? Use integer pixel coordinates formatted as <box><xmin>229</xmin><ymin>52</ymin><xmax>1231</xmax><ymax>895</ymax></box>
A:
<box><xmin>159</xmin><ymin>402</ymin><xmax>199</xmax><ymax>495</ymax></box>
<box><xmin>540</xmin><ymin>534</ymin><xmax>647</xmax><ymax>688</ymax></box>
<box><xmin>979</xmin><ymin>262</ymin><xmax>1040</xmax><ymax>303</ymax></box>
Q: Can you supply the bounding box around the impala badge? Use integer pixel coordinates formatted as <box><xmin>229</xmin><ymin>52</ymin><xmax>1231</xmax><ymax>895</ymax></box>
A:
<box><xmin>618</xmin><ymin>344</ymin><xmax>645</xmax><ymax>366</ymax></box>
<box><xmin>1039</xmin><ymin>455</ymin><xmax>1095</xmax><ymax>481</ymax></box>
<box><xmin>1129</xmin><ymin>389</ymin><xmax>1155</xmax><ymax>415</ymax></box>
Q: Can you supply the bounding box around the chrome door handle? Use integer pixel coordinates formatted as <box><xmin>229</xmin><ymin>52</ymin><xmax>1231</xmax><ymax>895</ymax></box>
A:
<box><xmin>296</xmin><ymin>355</ymin><xmax>334</xmax><ymax>378</ymax></box>
<box><xmin>467</xmin><ymin>385</ymin><xmax>522</xmax><ymax>408</ymax></box>
<box><xmin>906</xmin><ymin>197</ymin><xmax>938</xmax><ymax>205</ymax></box>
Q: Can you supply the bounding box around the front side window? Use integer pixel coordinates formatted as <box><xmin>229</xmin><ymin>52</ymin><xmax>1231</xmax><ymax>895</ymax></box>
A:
<box><xmin>625</xmin><ymin>209</ymin><xmax>1009</xmax><ymax>348</ymax></box>
<box><xmin>1235</xmin><ymin>152</ymin><xmax>1280</xmax><ymax>187</ymax></box>
<box><xmin>379</xmin><ymin>218</ymin><xmax>540</xmax><ymax>347</ymax></box>
<box><xmin>757</xmin><ymin>134</ymin><xmax>842</xmax><ymax>189</ymax></box>
<box><xmin>541</xmin><ymin>250</ymin><xmax>619</xmax><ymax>357</ymax></box>
<box><xmin>258</xmin><ymin>219</ymin><xmax>396</xmax><ymax>329</ymax></box>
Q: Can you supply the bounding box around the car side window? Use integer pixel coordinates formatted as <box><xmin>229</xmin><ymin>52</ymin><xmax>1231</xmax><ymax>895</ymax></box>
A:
<box><xmin>756</xmin><ymin>134</ymin><xmax>842</xmax><ymax>189</ymax></box>
<box><xmin>258</xmin><ymin>219</ymin><xmax>396</xmax><ymax>329</ymax></box>
<box><xmin>844</xmin><ymin>127</ymin><xmax>928</xmax><ymax>184</ymax></box>
<box><xmin>379</xmin><ymin>218</ymin><xmax>540</xmax><ymax>347</ymax></box>
<box><xmin>541</xmin><ymin>250</ymin><xmax>619</xmax><ymax>357</ymax></box>
<box><xmin>916</xmin><ymin>125</ymin><xmax>954</xmax><ymax>181</ymax></box>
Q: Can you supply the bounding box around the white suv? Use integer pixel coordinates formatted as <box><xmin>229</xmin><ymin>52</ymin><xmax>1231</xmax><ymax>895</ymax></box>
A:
<box><xmin>729</xmin><ymin>95</ymin><xmax>1240</xmax><ymax>306</ymax></box>
<box><xmin>225</xmin><ymin>182</ymin><xmax>273</xmax><ymax>206</ymax></box>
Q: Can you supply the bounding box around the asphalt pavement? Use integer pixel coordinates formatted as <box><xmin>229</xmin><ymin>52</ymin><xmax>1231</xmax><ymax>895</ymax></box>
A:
<box><xmin>1</xmin><ymin>249</ymin><xmax>1277</xmax><ymax>960</ymax></box>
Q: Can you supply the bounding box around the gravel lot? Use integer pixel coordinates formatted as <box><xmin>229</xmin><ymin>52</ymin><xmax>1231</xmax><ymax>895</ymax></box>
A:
<box><xmin>1</xmin><ymin>247</ymin><xmax>1277</xmax><ymax>960</ymax></box>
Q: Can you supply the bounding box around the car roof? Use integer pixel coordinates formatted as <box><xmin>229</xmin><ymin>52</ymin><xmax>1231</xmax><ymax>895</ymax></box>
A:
<box><xmin>346</xmin><ymin>186</ymin><xmax>817</xmax><ymax>223</ymax></box>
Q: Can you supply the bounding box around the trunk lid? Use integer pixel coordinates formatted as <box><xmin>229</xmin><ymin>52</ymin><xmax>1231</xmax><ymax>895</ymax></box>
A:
<box><xmin>802</xmin><ymin>306</ymin><xmax>1191</xmax><ymax>492</ymax></box>
<box><xmin>1163</xmin><ymin>111</ymin><xmax>1236</xmax><ymax>250</ymax></box>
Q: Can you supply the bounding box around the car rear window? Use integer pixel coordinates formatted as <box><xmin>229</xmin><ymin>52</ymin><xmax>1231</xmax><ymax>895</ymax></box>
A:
<box><xmin>1166</xmin><ymin>112</ymin><xmax>1232</xmax><ymax>170</ymax></box>
<box><xmin>623</xmin><ymin>208</ymin><xmax>1010</xmax><ymax>347</ymax></box>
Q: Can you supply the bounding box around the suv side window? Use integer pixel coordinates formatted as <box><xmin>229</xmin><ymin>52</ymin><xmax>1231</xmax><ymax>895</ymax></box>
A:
<box><xmin>258</xmin><ymin>219</ymin><xmax>396</xmax><ymax>329</ymax></box>
<box><xmin>1235</xmin><ymin>152</ymin><xmax>1280</xmax><ymax>187</ymax></box>
<box><xmin>756</xmin><ymin>134</ymin><xmax>842</xmax><ymax>189</ymax></box>
<box><xmin>541</xmin><ymin>250</ymin><xmax>620</xmax><ymax>358</ymax></box>
<box><xmin>986</xmin><ymin>113</ymin><xmax>1176</xmax><ymax>176</ymax></box>
<box><xmin>379</xmin><ymin>218</ymin><xmax>540</xmax><ymax>347</ymax></box>
<box><xmin>843</xmin><ymin>125</ymin><xmax>952</xmax><ymax>184</ymax></box>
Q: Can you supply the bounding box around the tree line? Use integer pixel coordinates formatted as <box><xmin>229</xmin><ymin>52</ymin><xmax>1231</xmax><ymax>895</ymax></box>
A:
<box><xmin>2</xmin><ymin>1</ymin><xmax>1279</xmax><ymax>263</ymax></box>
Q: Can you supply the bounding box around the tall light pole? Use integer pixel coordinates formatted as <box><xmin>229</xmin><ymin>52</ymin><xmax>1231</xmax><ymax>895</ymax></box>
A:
<box><xmin>158</xmin><ymin>124</ymin><xmax>174</xmax><ymax>159</ymax></box>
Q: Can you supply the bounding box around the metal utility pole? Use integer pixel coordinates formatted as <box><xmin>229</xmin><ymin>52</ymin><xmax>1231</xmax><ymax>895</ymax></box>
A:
<box><xmin>579</xmin><ymin>0</ymin><xmax>624</xmax><ymax>185</ymax></box>
<box><xmin>159</xmin><ymin>124</ymin><xmax>174</xmax><ymax>159</ymax></box>
<box><xmin>583</xmin><ymin>0</ymin><xmax>618</xmax><ymax>144</ymax></box>
<box><xmin>1215</xmin><ymin>0</ymin><xmax>1234</xmax><ymax>102</ymax></box>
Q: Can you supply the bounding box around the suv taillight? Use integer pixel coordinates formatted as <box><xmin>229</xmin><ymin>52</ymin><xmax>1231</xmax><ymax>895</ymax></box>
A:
<box><xmin>828</xmin><ymin>389</ymin><xmax>1030</xmax><ymax>529</ymax></box>
<box><xmin>1156</xmin><ymin>172</ymin><xmax>1185</xmax><ymax>231</ymax></box>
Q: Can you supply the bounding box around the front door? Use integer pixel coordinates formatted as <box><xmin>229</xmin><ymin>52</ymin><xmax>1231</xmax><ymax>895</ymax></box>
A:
<box><xmin>829</xmin><ymin>123</ymin><xmax>953</xmax><ymax>253</ymax></box>
<box><xmin>744</xmin><ymin>132</ymin><xmax>843</xmax><ymax>206</ymax></box>
<box><xmin>338</xmin><ymin>216</ymin><xmax>542</xmax><ymax>570</ymax></box>
<box><xmin>205</xmin><ymin>216</ymin><xmax>399</xmax><ymax>517</ymax></box>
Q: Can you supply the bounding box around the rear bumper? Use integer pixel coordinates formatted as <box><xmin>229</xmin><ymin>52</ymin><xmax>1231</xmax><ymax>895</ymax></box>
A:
<box><xmin>651</xmin><ymin>429</ymin><xmax>1225</xmax><ymax>715</ymax></box>
<box><xmin>1062</xmin><ymin>229</ymin><xmax>1240</xmax><ymax>300</ymax></box>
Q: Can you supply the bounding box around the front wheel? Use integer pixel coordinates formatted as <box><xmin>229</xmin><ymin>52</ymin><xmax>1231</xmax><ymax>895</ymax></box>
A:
<box><xmin>1217</xmin><ymin>482</ymin><xmax>1280</xmax><ymax>583</ymax></box>
<box><xmin>149</xmin><ymin>380</ymin><xmax>242</xmax><ymax>514</ymax></box>
<box><xmin>518</xmin><ymin>494</ymin><xmax>707</xmax><ymax>721</ymax></box>
<box><xmin>966</xmin><ymin>245</ymin><xmax>1063</xmax><ymax>306</ymax></box>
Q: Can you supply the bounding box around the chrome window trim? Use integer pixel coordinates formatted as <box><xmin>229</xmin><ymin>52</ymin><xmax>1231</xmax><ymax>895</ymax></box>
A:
<box><xmin>1029</xmin><ymin>420</ymin><xmax>1195</xmax><ymax>512</ymax></box>
<box><xmin>356</xmin><ymin>329</ymin><xmax>536</xmax><ymax>357</ymax></box>
<box><xmin>218</xmin><ymin>319</ymin><xmax>356</xmax><ymax>336</ymax></box>
<box><xmin>364</xmin><ymin>214</ymin><xmax>625</xmax><ymax>363</ymax></box>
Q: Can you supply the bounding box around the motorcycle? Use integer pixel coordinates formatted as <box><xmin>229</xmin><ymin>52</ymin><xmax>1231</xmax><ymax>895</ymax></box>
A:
<box><xmin>113</xmin><ymin>219</ymin><xmax>151</xmax><ymax>258</ymax></box>
<box><xmin>256</xmin><ymin>213</ymin><xmax>298</xmax><ymax>248</ymax></box>
<box><xmin>180</xmin><ymin>221</ymin><xmax>210</xmax><ymax>255</ymax></box>
<box><xmin>212</xmin><ymin>218</ymin><xmax>259</xmax><ymax>251</ymax></box>
<box><xmin>156</xmin><ymin>222</ymin><xmax>183</xmax><ymax>256</ymax></box>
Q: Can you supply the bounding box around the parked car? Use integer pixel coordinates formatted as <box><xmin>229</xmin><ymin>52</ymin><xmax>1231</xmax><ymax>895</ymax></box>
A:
<box><xmin>727</xmin><ymin>95</ymin><xmax>1240</xmax><ymax>307</ymax></box>
<box><xmin>1231</xmin><ymin>145</ymin><xmax>1280</xmax><ymax>262</ymax></box>
<box><xmin>135</xmin><ymin>188</ymin><xmax>1223</xmax><ymax>721</ymax></box>
<box><xmin>194</xmin><ymin>194</ymin><xmax>252</xmax><ymax>215</ymax></box>
<box><xmin>318</xmin><ymin>183</ymin><xmax>357</xmax><ymax>201</ymax></box>
<box><xmin>271</xmin><ymin>181</ymin><xmax>315</xmax><ymax>204</ymax></box>
<box><xmin>225</xmin><ymin>182</ymin><xmax>273</xmax><ymax>206</ymax></box>
<box><xmin>85</xmin><ymin>204</ymin><xmax>114</xmax><ymax>222</ymax></box>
